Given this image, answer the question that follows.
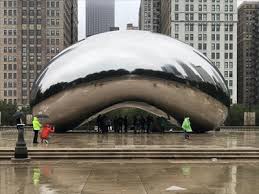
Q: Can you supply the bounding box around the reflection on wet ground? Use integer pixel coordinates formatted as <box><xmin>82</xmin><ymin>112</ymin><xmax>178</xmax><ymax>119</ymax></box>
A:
<box><xmin>0</xmin><ymin>160</ymin><xmax>259</xmax><ymax>194</ymax></box>
<box><xmin>0</xmin><ymin>130</ymin><xmax>259</xmax><ymax>149</ymax></box>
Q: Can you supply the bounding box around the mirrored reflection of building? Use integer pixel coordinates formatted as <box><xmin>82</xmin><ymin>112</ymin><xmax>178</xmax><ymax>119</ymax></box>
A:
<box><xmin>0</xmin><ymin>0</ymin><xmax>78</xmax><ymax>105</ymax></box>
<box><xmin>86</xmin><ymin>0</ymin><xmax>115</xmax><ymax>37</ymax></box>
<box><xmin>151</xmin><ymin>0</ymin><xmax>238</xmax><ymax>104</ymax></box>
<box><xmin>139</xmin><ymin>0</ymin><xmax>161</xmax><ymax>33</ymax></box>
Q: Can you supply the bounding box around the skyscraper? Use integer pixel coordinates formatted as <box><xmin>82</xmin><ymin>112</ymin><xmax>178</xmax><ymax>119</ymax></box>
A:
<box><xmin>0</xmin><ymin>0</ymin><xmax>78</xmax><ymax>106</ymax></box>
<box><xmin>159</xmin><ymin>0</ymin><xmax>238</xmax><ymax>103</ymax></box>
<box><xmin>86</xmin><ymin>0</ymin><xmax>115</xmax><ymax>37</ymax></box>
<box><xmin>139</xmin><ymin>0</ymin><xmax>161</xmax><ymax>33</ymax></box>
<box><xmin>237</xmin><ymin>1</ymin><xmax>259</xmax><ymax>105</ymax></box>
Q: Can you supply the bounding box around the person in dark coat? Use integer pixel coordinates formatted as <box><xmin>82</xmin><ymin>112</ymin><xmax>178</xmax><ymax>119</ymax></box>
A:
<box><xmin>117</xmin><ymin>116</ymin><xmax>124</xmax><ymax>133</ymax></box>
<box><xmin>113</xmin><ymin>116</ymin><xmax>118</xmax><ymax>133</ymax></box>
<box><xmin>146</xmin><ymin>115</ymin><xmax>153</xmax><ymax>134</ymax></box>
<box><xmin>133</xmin><ymin>115</ymin><xmax>137</xmax><ymax>134</ymax></box>
<box><xmin>96</xmin><ymin>115</ymin><xmax>102</xmax><ymax>133</ymax></box>
<box><xmin>140</xmin><ymin>116</ymin><xmax>146</xmax><ymax>133</ymax></box>
<box><xmin>123</xmin><ymin>116</ymin><xmax>128</xmax><ymax>133</ymax></box>
<box><xmin>100</xmin><ymin>115</ymin><xmax>106</xmax><ymax>133</ymax></box>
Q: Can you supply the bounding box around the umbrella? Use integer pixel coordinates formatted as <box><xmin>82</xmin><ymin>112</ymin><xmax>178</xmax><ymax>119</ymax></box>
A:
<box><xmin>34</xmin><ymin>114</ymin><xmax>50</xmax><ymax>124</ymax></box>
<box><xmin>34</xmin><ymin>114</ymin><xmax>49</xmax><ymax>119</ymax></box>
<box><xmin>13</xmin><ymin>112</ymin><xmax>24</xmax><ymax>119</ymax></box>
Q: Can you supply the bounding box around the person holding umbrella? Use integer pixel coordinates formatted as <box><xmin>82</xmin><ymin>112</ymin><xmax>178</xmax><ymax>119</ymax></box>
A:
<box><xmin>182</xmin><ymin>117</ymin><xmax>193</xmax><ymax>140</ymax></box>
<box><xmin>32</xmin><ymin>117</ymin><xmax>41</xmax><ymax>143</ymax></box>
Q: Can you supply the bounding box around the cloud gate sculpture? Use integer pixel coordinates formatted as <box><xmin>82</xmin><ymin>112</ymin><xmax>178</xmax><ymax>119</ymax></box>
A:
<box><xmin>31</xmin><ymin>31</ymin><xmax>230</xmax><ymax>133</ymax></box>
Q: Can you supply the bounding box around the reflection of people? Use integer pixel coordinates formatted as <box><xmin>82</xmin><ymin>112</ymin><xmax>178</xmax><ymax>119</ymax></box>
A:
<box><xmin>140</xmin><ymin>116</ymin><xmax>146</xmax><ymax>133</ymax></box>
<box><xmin>124</xmin><ymin>116</ymin><xmax>128</xmax><ymax>133</ymax></box>
<box><xmin>32</xmin><ymin>117</ymin><xmax>41</xmax><ymax>144</ymax></box>
<box><xmin>182</xmin><ymin>117</ymin><xmax>193</xmax><ymax>140</ymax></box>
<box><xmin>146</xmin><ymin>115</ymin><xmax>153</xmax><ymax>133</ymax></box>
<box><xmin>32</xmin><ymin>168</ymin><xmax>41</xmax><ymax>185</ymax></box>
<box><xmin>181</xmin><ymin>166</ymin><xmax>191</xmax><ymax>176</ymax></box>
<box><xmin>96</xmin><ymin>115</ymin><xmax>102</xmax><ymax>133</ymax></box>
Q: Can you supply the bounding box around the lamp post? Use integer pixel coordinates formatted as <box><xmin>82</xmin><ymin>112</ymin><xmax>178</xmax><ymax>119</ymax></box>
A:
<box><xmin>12</xmin><ymin>112</ymin><xmax>29</xmax><ymax>160</ymax></box>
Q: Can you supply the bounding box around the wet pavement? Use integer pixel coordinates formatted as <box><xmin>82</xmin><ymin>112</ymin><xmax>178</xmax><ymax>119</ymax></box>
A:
<box><xmin>0</xmin><ymin>160</ymin><xmax>259</xmax><ymax>194</ymax></box>
<box><xmin>0</xmin><ymin>130</ymin><xmax>259</xmax><ymax>149</ymax></box>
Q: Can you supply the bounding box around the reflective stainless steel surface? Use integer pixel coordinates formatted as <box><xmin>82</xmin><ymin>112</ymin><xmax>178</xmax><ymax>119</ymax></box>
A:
<box><xmin>31</xmin><ymin>31</ymin><xmax>230</xmax><ymax>132</ymax></box>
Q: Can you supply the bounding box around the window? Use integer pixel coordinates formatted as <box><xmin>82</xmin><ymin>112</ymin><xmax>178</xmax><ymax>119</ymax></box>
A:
<box><xmin>225</xmin><ymin>44</ymin><xmax>228</xmax><ymax>50</ymax></box>
<box><xmin>175</xmin><ymin>24</ymin><xmax>179</xmax><ymax>32</ymax></box>
<box><xmin>229</xmin><ymin>80</ymin><xmax>233</xmax><ymax>87</ymax></box>
<box><xmin>175</xmin><ymin>4</ymin><xmax>179</xmax><ymax>11</ymax></box>
<box><xmin>225</xmin><ymin>34</ymin><xmax>228</xmax><ymax>41</ymax></box>
<box><xmin>198</xmin><ymin>34</ymin><xmax>202</xmax><ymax>40</ymax></box>
<box><xmin>185</xmin><ymin>34</ymin><xmax>189</xmax><ymax>41</ymax></box>
<box><xmin>216</xmin><ymin>53</ymin><xmax>220</xmax><ymax>59</ymax></box>
<box><xmin>212</xmin><ymin>43</ymin><xmax>215</xmax><ymax>50</ymax></box>
<box><xmin>198</xmin><ymin>43</ymin><xmax>202</xmax><ymax>50</ymax></box>
<box><xmin>225</xmin><ymin>53</ymin><xmax>228</xmax><ymax>59</ymax></box>
<box><xmin>175</xmin><ymin>14</ymin><xmax>179</xmax><ymax>20</ymax></box>
<box><xmin>229</xmin><ymin>71</ymin><xmax>233</xmax><ymax>78</ymax></box>
<box><xmin>224</xmin><ymin>62</ymin><xmax>228</xmax><ymax>68</ymax></box>
<box><xmin>190</xmin><ymin>34</ymin><xmax>194</xmax><ymax>41</ymax></box>
<box><xmin>203</xmin><ymin>34</ymin><xmax>207</xmax><ymax>41</ymax></box>
<box><xmin>216</xmin><ymin>34</ymin><xmax>220</xmax><ymax>41</ymax></box>
<box><xmin>224</xmin><ymin>71</ymin><xmax>228</xmax><ymax>77</ymax></box>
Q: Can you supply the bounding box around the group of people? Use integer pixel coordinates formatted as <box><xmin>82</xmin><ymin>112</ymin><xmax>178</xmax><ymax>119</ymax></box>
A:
<box><xmin>31</xmin><ymin>115</ymin><xmax>192</xmax><ymax>142</ymax></box>
<box><xmin>32</xmin><ymin>117</ymin><xmax>55</xmax><ymax>144</ymax></box>
<box><xmin>96</xmin><ymin>114</ymin><xmax>155</xmax><ymax>134</ymax></box>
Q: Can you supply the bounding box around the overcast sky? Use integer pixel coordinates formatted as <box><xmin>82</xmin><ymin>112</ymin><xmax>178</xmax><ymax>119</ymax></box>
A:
<box><xmin>78</xmin><ymin>0</ymin><xmax>258</xmax><ymax>40</ymax></box>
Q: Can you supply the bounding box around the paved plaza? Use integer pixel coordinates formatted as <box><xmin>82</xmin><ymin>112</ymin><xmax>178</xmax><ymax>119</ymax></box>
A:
<box><xmin>0</xmin><ymin>130</ymin><xmax>259</xmax><ymax>149</ymax></box>
<box><xmin>0</xmin><ymin>160</ymin><xmax>259</xmax><ymax>194</ymax></box>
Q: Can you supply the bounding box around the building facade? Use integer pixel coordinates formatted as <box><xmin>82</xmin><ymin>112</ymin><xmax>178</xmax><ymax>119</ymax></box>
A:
<box><xmin>160</xmin><ymin>0</ymin><xmax>238</xmax><ymax>103</ymax></box>
<box><xmin>237</xmin><ymin>1</ymin><xmax>259</xmax><ymax>105</ymax></box>
<box><xmin>0</xmin><ymin>0</ymin><xmax>78</xmax><ymax>106</ymax></box>
<box><xmin>86</xmin><ymin>0</ymin><xmax>115</xmax><ymax>37</ymax></box>
<box><xmin>110</xmin><ymin>27</ymin><xmax>119</xmax><ymax>31</ymax></box>
<box><xmin>126</xmin><ymin>23</ymin><xmax>139</xmax><ymax>30</ymax></box>
<box><xmin>139</xmin><ymin>0</ymin><xmax>161</xmax><ymax>33</ymax></box>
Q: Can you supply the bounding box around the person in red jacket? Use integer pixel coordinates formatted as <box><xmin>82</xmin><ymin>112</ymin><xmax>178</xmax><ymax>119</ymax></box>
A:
<box><xmin>40</xmin><ymin>124</ymin><xmax>55</xmax><ymax>144</ymax></box>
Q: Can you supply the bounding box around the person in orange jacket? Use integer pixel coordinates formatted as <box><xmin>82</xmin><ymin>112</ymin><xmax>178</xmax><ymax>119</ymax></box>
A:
<box><xmin>40</xmin><ymin>124</ymin><xmax>55</xmax><ymax>144</ymax></box>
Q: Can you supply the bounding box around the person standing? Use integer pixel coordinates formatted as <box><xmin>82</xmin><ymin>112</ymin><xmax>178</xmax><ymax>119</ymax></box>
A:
<box><xmin>133</xmin><ymin>116</ymin><xmax>138</xmax><ymax>134</ymax></box>
<box><xmin>146</xmin><ymin>115</ymin><xmax>153</xmax><ymax>134</ymax></box>
<box><xmin>96</xmin><ymin>115</ymin><xmax>102</xmax><ymax>133</ymax></box>
<box><xmin>140</xmin><ymin>116</ymin><xmax>146</xmax><ymax>133</ymax></box>
<box><xmin>32</xmin><ymin>117</ymin><xmax>41</xmax><ymax>144</ymax></box>
<box><xmin>182</xmin><ymin>117</ymin><xmax>193</xmax><ymax>140</ymax></box>
<box><xmin>123</xmin><ymin>116</ymin><xmax>128</xmax><ymax>133</ymax></box>
<box><xmin>117</xmin><ymin>116</ymin><xmax>124</xmax><ymax>133</ymax></box>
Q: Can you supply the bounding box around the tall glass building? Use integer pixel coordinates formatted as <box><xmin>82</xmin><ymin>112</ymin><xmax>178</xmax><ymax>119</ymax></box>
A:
<box><xmin>86</xmin><ymin>0</ymin><xmax>115</xmax><ymax>37</ymax></box>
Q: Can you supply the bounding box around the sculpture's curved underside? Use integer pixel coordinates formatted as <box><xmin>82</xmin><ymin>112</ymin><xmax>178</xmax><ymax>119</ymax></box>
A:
<box><xmin>31</xmin><ymin>31</ymin><xmax>230</xmax><ymax>132</ymax></box>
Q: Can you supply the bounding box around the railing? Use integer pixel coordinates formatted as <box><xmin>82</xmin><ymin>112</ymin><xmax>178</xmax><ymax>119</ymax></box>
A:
<box><xmin>0</xmin><ymin>126</ymin><xmax>32</xmax><ymax>131</ymax></box>
<box><xmin>220</xmin><ymin>126</ymin><xmax>259</xmax><ymax>131</ymax></box>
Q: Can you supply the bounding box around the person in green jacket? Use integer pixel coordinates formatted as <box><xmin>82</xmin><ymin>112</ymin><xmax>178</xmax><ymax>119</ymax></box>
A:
<box><xmin>32</xmin><ymin>117</ymin><xmax>41</xmax><ymax>143</ymax></box>
<box><xmin>182</xmin><ymin>117</ymin><xmax>193</xmax><ymax>140</ymax></box>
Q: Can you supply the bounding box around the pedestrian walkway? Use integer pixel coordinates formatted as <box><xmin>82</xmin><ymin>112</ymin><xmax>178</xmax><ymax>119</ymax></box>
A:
<box><xmin>0</xmin><ymin>130</ymin><xmax>259</xmax><ymax>149</ymax></box>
